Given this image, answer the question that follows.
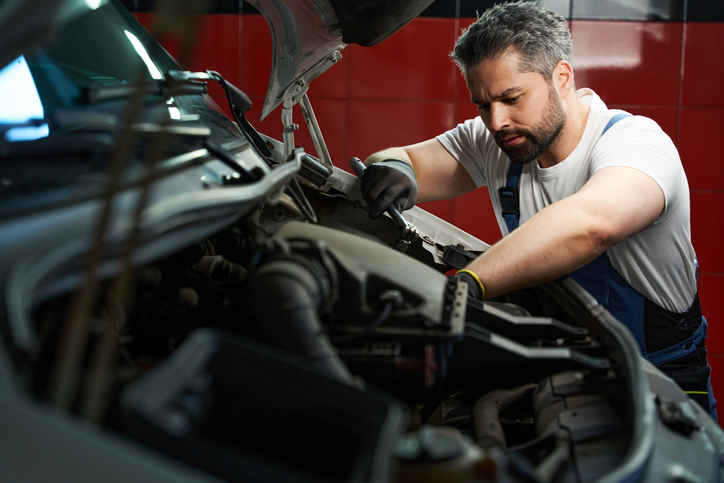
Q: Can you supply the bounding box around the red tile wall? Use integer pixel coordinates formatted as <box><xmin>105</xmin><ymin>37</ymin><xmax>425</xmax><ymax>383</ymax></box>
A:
<box><xmin>680</xmin><ymin>23</ymin><xmax>724</xmax><ymax>419</ymax></box>
<box><xmin>140</xmin><ymin>12</ymin><xmax>724</xmax><ymax>419</ymax></box>
<box><xmin>571</xmin><ymin>21</ymin><xmax>683</xmax><ymax>106</ymax></box>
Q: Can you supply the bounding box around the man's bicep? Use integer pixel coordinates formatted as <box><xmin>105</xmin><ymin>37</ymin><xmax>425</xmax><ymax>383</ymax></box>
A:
<box><xmin>405</xmin><ymin>139</ymin><xmax>477</xmax><ymax>202</ymax></box>
<box><xmin>576</xmin><ymin>166</ymin><xmax>665</xmax><ymax>244</ymax></box>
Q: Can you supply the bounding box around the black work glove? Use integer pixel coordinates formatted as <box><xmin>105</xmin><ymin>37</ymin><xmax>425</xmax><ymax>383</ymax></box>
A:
<box><xmin>360</xmin><ymin>159</ymin><xmax>418</xmax><ymax>219</ymax></box>
<box><xmin>453</xmin><ymin>269</ymin><xmax>485</xmax><ymax>300</ymax></box>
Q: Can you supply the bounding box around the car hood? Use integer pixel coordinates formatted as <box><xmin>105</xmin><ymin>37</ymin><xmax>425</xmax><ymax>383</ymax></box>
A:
<box><xmin>250</xmin><ymin>0</ymin><xmax>433</xmax><ymax>120</ymax></box>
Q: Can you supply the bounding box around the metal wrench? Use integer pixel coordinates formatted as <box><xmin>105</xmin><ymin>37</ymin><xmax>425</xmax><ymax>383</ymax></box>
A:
<box><xmin>349</xmin><ymin>157</ymin><xmax>418</xmax><ymax>246</ymax></box>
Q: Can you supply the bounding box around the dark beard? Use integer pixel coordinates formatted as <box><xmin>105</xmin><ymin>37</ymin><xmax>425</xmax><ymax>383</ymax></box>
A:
<box><xmin>495</xmin><ymin>88</ymin><xmax>566</xmax><ymax>165</ymax></box>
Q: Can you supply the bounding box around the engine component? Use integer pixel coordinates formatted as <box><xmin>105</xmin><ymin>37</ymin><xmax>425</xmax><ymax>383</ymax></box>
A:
<box><xmin>122</xmin><ymin>329</ymin><xmax>407</xmax><ymax>483</ymax></box>
<box><xmin>264</xmin><ymin>221</ymin><xmax>466</xmax><ymax>395</ymax></box>
<box><xmin>472</xmin><ymin>383</ymin><xmax>537</xmax><ymax>449</ymax></box>
<box><xmin>242</xmin><ymin>239</ymin><xmax>355</xmax><ymax>385</ymax></box>
<box><xmin>529</xmin><ymin>371</ymin><xmax>627</xmax><ymax>481</ymax></box>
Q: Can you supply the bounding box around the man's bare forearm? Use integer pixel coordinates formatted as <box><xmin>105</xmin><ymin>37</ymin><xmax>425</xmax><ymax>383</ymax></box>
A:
<box><xmin>466</xmin><ymin>199</ymin><xmax>608</xmax><ymax>298</ymax></box>
<box><xmin>466</xmin><ymin>166</ymin><xmax>664</xmax><ymax>298</ymax></box>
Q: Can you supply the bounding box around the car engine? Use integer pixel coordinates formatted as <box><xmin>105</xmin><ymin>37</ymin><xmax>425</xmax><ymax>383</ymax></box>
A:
<box><xmin>22</xmin><ymin>148</ymin><xmax>689</xmax><ymax>482</ymax></box>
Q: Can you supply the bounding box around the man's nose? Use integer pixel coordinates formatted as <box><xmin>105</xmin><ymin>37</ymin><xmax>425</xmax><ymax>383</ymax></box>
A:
<box><xmin>489</xmin><ymin>104</ymin><xmax>510</xmax><ymax>132</ymax></box>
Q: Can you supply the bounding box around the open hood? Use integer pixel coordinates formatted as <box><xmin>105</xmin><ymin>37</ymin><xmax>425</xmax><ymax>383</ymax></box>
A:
<box><xmin>249</xmin><ymin>0</ymin><xmax>433</xmax><ymax>120</ymax></box>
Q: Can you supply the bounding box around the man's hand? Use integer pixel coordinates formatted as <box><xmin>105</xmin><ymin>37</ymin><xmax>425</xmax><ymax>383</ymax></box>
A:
<box><xmin>360</xmin><ymin>159</ymin><xmax>418</xmax><ymax>219</ymax></box>
<box><xmin>453</xmin><ymin>269</ymin><xmax>485</xmax><ymax>300</ymax></box>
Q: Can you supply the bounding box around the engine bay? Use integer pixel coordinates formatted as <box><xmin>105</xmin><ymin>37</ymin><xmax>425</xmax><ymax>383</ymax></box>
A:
<box><xmin>25</xmin><ymin>182</ymin><xmax>637</xmax><ymax>482</ymax></box>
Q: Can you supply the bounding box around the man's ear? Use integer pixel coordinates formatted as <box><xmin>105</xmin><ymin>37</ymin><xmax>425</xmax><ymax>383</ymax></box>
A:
<box><xmin>553</xmin><ymin>60</ymin><xmax>575</xmax><ymax>95</ymax></box>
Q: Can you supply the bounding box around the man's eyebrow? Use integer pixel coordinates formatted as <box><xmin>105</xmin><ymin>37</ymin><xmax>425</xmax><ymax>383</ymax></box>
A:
<box><xmin>471</xmin><ymin>86</ymin><xmax>522</xmax><ymax>104</ymax></box>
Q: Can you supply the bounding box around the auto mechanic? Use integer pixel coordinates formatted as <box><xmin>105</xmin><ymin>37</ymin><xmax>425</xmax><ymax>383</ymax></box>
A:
<box><xmin>358</xmin><ymin>0</ymin><xmax>717</xmax><ymax>420</ymax></box>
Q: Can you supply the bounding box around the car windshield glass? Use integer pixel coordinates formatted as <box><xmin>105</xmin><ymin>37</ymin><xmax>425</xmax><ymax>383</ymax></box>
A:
<box><xmin>0</xmin><ymin>0</ymin><xmax>245</xmax><ymax>208</ymax></box>
<box><xmin>0</xmin><ymin>1</ymin><xmax>178</xmax><ymax>139</ymax></box>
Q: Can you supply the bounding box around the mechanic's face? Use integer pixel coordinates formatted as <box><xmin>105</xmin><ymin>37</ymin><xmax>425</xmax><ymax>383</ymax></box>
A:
<box><xmin>465</xmin><ymin>50</ymin><xmax>566</xmax><ymax>165</ymax></box>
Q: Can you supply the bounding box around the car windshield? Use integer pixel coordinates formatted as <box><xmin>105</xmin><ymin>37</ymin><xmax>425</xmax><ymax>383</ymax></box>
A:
<box><xmin>0</xmin><ymin>0</ymin><xmax>242</xmax><ymax>208</ymax></box>
<box><xmin>0</xmin><ymin>1</ymin><xmax>179</xmax><ymax>140</ymax></box>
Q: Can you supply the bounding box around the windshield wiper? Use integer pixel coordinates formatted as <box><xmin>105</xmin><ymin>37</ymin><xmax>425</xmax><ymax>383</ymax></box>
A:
<box><xmin>84</xmin><ymin>73</ymin><xmax>207</xmax><ymax>104</ymax></box>
<box><xmin>84</xmin><ymin>70</ymin><xmax>272</xmax><ymax>161</ymax></box>
<box><xmin>163</xmin><ymin>70</ymin><xmax>272</xmax><ymax>160</ymax></box>
<box><xmin>202</xmin><ymin>70</ymin><xmax>273</xmax><ymax>159</ymax></box>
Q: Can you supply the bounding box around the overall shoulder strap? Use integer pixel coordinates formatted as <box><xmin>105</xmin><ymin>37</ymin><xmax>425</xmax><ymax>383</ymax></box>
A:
<box><xmin>602</xmin><ymin>112</ymin><xmax>632</xmax><ymax>136</ymax></box>
<box><xmin>499</xmin><ymin>163</ymin><xmax>523</xmax><ymax>233</ymax></box>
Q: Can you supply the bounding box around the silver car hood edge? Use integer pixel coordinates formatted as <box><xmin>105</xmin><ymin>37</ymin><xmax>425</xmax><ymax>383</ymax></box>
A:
<box><xmin>248</xmin><ymin>0</ymin><xmax>347</xmax><ymax>120</ymax></box>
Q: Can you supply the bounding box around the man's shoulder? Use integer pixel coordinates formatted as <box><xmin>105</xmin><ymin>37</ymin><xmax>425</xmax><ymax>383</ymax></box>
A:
<box><xmin>582</xmin><ymin>89</ymin><xmax>670</xmax><ymax>141</ymax></box>
<box><xmin>596</xmin><ymin>112</ymin><xmax>673</xmax><ymax>149</ymax></box>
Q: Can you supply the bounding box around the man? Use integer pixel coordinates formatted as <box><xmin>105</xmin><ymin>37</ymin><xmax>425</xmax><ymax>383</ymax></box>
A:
<box><xmin>359</xmin><ymin>0</ymin><xmax>717</xmax><ymax>419</ymax></box>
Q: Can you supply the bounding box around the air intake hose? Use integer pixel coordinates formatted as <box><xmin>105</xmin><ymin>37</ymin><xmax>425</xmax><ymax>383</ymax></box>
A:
<box><xmin>246</xmin><ymin>253</ymin><xmax>355</xmax><ymax>386</ymax></box>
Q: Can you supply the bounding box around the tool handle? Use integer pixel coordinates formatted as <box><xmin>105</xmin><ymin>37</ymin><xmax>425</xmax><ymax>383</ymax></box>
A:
<box><xmin>349</xmin><ymin>157</ymin><xmax>366</xmax><ymax>178</ymax></box>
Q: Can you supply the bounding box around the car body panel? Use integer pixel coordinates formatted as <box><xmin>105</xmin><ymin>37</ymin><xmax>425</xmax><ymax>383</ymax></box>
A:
<box><xmin>252</xmin><ymin>0</ymin><xmax>433</xmax><ymax>120</ymax></box>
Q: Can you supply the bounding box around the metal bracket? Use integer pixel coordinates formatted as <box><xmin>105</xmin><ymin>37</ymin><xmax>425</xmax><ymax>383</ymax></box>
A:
<box><xmin>299</xmin><ymin>93</ymin><xmax>333</xmax><ymax>175</ymax></box>
<box><xmin>281</xmin><ymin>99</ymin><xmax>299</xmax><ymax>161</ymax></box>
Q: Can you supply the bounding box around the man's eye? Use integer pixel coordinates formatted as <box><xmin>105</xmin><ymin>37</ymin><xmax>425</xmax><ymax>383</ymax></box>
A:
<box><xmin>505</xmin><ymin>96</ymin><xmax>520</xmax><ymax>104</ymax></box>
<box><xmin>477</xmin><ymin>104</ymin><xmax>490</xmax><ymax>111</ymax></box>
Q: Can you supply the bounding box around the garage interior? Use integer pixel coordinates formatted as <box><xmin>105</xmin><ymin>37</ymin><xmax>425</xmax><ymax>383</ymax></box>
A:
<box><xmin>120</xmin><ymin>0</ymin><xmax>724</xmax><ymax>417</ymax></box>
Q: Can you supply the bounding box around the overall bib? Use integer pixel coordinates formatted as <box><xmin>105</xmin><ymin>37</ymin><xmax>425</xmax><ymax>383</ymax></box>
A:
<box><xmin>498</xmin><ymin>113</ymin><xmax>717</xmax><ymax>420</ymax></box>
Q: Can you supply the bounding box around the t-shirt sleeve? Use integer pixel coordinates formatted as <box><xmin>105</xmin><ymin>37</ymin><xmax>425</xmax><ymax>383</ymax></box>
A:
<box><xmin>590</xmin><ymin>116</ymin><xmax>684</xmax><ymax>219</ymax></box>
<box><xmin>435</xmin><ymin>117</ymin><xmax>492</xmax><ymax>188</ymax></box>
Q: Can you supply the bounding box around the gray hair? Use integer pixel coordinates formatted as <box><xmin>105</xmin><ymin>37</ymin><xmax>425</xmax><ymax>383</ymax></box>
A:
<box><xmin>450</xmin><ymin>1</ymin><xmax>572</xmax><ymax>82</ymax></box>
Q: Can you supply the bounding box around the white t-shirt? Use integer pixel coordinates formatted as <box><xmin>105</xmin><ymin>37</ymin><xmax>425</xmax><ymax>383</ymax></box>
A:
<box><xmin>436</xmin><ymin>88</ymin><xmax>697</xmax><ymax>313</ymax></box>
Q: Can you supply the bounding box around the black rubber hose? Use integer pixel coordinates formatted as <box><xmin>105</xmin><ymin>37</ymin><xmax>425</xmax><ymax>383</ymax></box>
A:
<box><xmin>246</xmin><ymin>255</ymin><xmax>355</xmax><ymax>386</ymax></box>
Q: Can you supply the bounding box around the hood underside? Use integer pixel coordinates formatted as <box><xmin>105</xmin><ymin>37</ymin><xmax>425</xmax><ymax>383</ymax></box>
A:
<box><xmin>250</xmin><ymin>0</ymin><xmax>433</xmax><ymax>120</ymax></box>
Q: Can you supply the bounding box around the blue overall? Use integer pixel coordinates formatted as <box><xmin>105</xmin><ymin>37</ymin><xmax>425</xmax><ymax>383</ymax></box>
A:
<box><xmin>498</xmin><ymin>113</ymin><xmax>717</xmax><ymax>420</ymax></box>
